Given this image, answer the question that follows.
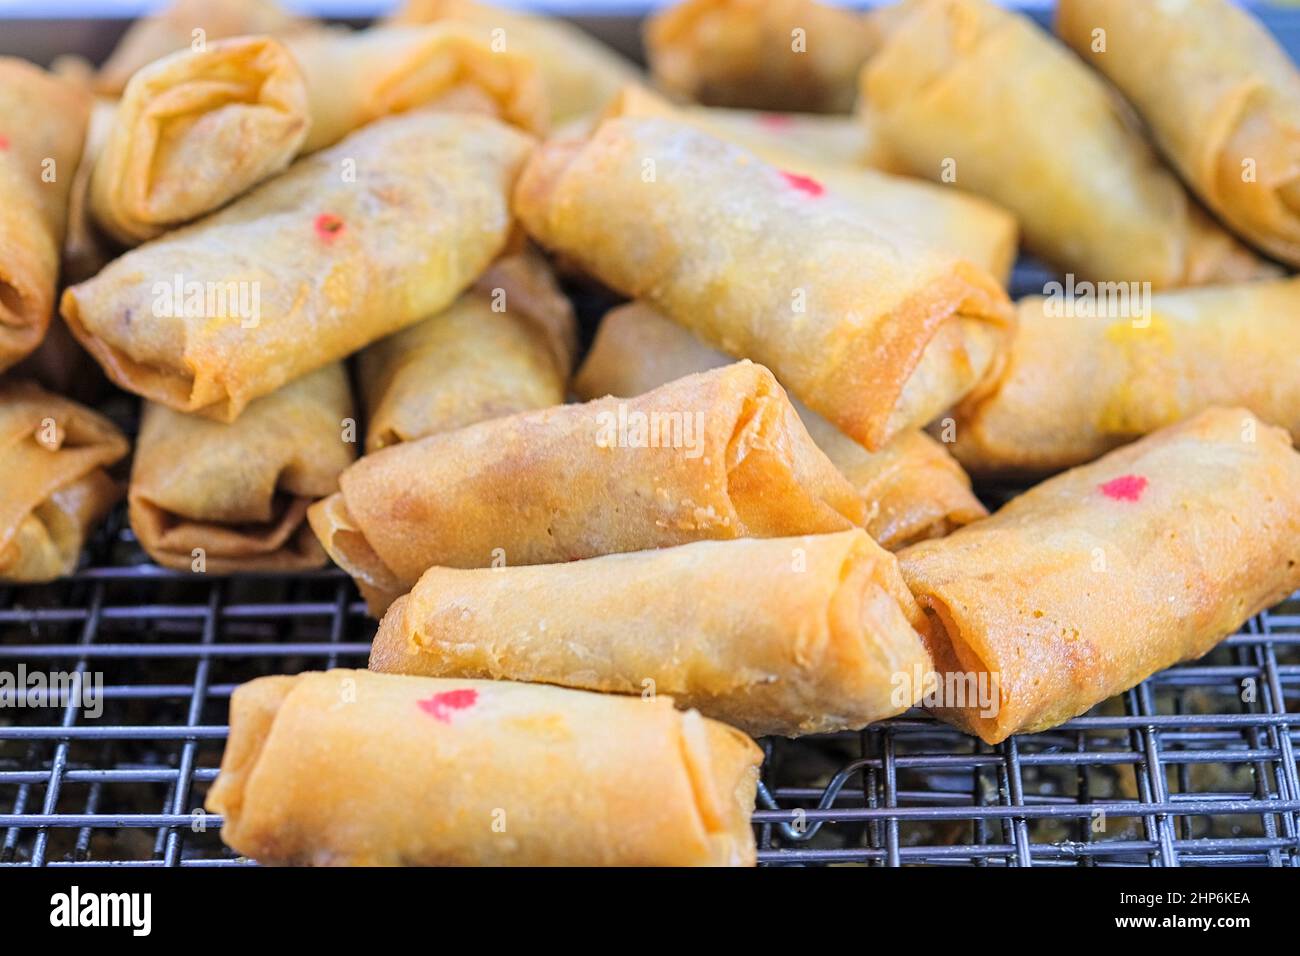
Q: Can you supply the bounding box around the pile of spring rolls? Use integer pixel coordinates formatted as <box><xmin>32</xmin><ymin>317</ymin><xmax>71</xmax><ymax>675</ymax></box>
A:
<box><xmin>1</xmin><ymin>0</ymin><xmax>1298</xmax><ymax>867</ymax></box>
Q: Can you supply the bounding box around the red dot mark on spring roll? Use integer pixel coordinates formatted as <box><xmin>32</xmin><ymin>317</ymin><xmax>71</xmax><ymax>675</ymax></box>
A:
<box><xmin>418</xmin><ymin>688</ymin><xmax>479</xmax><ymax>723</ymax></box>
<box><xmin>0</xmin><ymin>134</ymin><xmax>9</xmax><ymax>151</ymax></box>
<box><xmin>758</xmin><ymin>113</ymin><xmax>793</xmax><ymax>131</ymax></box>
<box><xmin>314</xmin><ymin>212</ymin><xmax>345</xmax><ymax>242</ymax></box>
<box><xmin>1100</xmin><ymin>474</ymin><xmax>1148</xmax><ymax>502</ymax></box>
<box><xmin>780</xmin><ymin>170</ymin><xmax>824</xmax><ymax>197</ymax></box>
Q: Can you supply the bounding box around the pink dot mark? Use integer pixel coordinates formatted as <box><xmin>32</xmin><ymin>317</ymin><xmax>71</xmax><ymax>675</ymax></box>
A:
<box><xmin>418</xmin><ymin>688</ymin><xmax>478</xmax><ymax>723</ymax></box>
<box><xmin>314</xmin><ymin>212</ymin><xmax>345</xmax><ymax>243</ymax></box>
<box><xmin>0</xmin><ymin>134</ymin><xmax>9</xmax><ymax>151</ymax></box>
<box><xmin>1100</xmin><ymin>474</ymin><xmax>1148</xmax><ymax>502</ymax></box>
<box><xmin>758</xmin><ymin>113</ymin><xmax>793</xmax><ymax>131</ymax></box>
<box><xmin>780</xmin><ymin>170</ymin><xmax>824</xmax><ymax>197</ymax></box>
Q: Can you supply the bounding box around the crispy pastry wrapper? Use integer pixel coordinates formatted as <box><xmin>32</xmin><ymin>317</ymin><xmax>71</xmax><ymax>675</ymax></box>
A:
<box><xmin>357</xmin><ymin>249</ymin><xmax>576</xmax><ymax>452</ymax></box>
<box><xmin>0</xmin><ymin>381</ymin><xmax>128</xmax><ymax>583</ymax></box>
<box><xmin>602</xmin><ymin>85</ymin><xmax>1017</xmax><ymax>283</ymax></box>
<box><xmin>515</xmin><ymin>116</ymin><xmax>1014</xmax><ymax>451</ymax></box>
<box><xmin>645</xmin><ymin>0</ymin><xmax>877</xmax><ymax>113</ymax></box>
<box><xmin>0</xmin><ymin>59</ymin><xmax>91</xmax><ymax>373</ymax></box>
<box><xmin>207</xmin><ymin>669</ymin><xmax>761</xmax><ymax>866</ymax></box>
<box><xmin>1057</xmin><ymin>0</ymin><xmax>1300</xmax><ymax>268</ymax></box>
<box><xmin>386</xmin><ymin>0</ymin><xmax>643</xmax><ymax>123</ymax></box>
<box><xmin>89</xmin><ymin>37</ymin><xmax>310</xmax><ymax>246</ymax></box>
<box><xmin>62</xmin><ymin>112</ymin><xmax>535</xmax><ymax>423</ymax></box>
<box><xmin>285</xmin><ymin>23</ymin><xmax>548</xmax><ymax>153</ymax></box>
<box><xmin>862</xmin><ymin>0</ymin><xmax>1275</xmax><ymax>288</ymax></box>
<box><xmin>129</xmin><ymin>364</ymin><xmax>356</xmax><ymax>573</ymax></box>
<box><xmin>310</xmin><ymin>361</ymin><xmax>866</xmax><ymax>614</ymax></box>
<box><xmin>371</xmin><ymin>530</ymin><xmax>932</xmax><ymax>738</ymax></box>
<box><xmin>575</xmin><ymin>302</ymin><xmax>985</xmax><ymax>550</ymax></box>
<box><xmin>952</xmin><ymin>279</ymin><xmax>1300</xmax><ymax>477</ymax></box>
<box><xmin>95</xmin><ymin>0</ymin><xmax>315</xmax><ymax>95</ymax></box>
<box><xmin>900</xmin><ymin>408</ymin><xmax>1300</xmax><ymax>744</ymax></box>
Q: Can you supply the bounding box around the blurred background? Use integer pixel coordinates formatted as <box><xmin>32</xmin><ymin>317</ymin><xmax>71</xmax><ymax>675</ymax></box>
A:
<box><xmin>3</xmin><ymin>1</ymin><xmax>1297</xmax><ymax>65</ymax></box>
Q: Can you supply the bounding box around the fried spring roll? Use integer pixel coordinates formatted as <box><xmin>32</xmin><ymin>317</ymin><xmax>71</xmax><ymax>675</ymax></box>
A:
<box><xmin>645</xmin><ymin>0</ymin><xmax>877</xmax><ymax>113</ymax></box>
<box><xmin>515</xmin><ymin>117</ymin><xmax>1013</xmax><ymax>451</ymax></box>
<box><xmin>0</xmin><ymin>381</ymin><xmax>127</xmax><ymax>583</ymax></box>
<box><xmin>952</xmin><ymin>279</ymin><xmax>1300</xmax><ymax>477</ymax></box>
<box><xmin>95</xmin><ymin>0</ymin><xmax>315</xmax><ymax>95</ymax></box>
<box><xmin>575</xmin><ymin>302</ymin><xmax>985</xmax><ymax>550</ymax></box>
<box><xmin>129</xmin><ymin>364</ymin><xmax>355</xmax><ymax>573</ymax></box>
<box><xmin>386</xmin><ymin>0</ymin><xmax>643</xmax><ymax>123</ymax></box>
<box><xmin>1057</xmin><ymin>0</ymin><xmax>1300</xmax><ymax>268</ymax></box>
<box><xmin>207</xmin><ymin>669</ymin><xmax>761</xmax><ymax>866</ymax></box>
<box><xmin>62</xmin><ymin>112</ymin><xmax>534</xmax><ymax>423</ymax></box>
<box><xmin>603</xmin><ymin>85</ymin><xmax>1017</xmax><ymax>284</ymax></box>
<box><xmin>285</xmin><ymin>24</ymin><xmax>548</xmax><ymax>153</ymax></box>
<box><xmin>862</xmin><ymin>0</ymin><xmax>1274</xmax><ymax>288</ymax></box>
<box><xmin>900</xmin><ymin>408</ymin><xmax>1300</xmax><ymax>743</ymax></box>
<box><xmin>371</xmin><ymin>530</ymin><xmax>931</xmax><ymax>738</ymax></box>
<box><xmin>0</xmin><ymin>59</ymin><xmax>91</xmax><ymax>373</ymax></box>
<box><xmin>88</xmin><ymin>37</ymin><xmax>309</xmax><ymax>246</ymax></box>
<box><xmin>310</xmin><ymin>362</ymin><xmax>866</xmax><ymax>614</ymax></box>
<box><xmin>358</xmin><ymin>250</ymin><xmax>576</xmax><ymax>452</ymax></box>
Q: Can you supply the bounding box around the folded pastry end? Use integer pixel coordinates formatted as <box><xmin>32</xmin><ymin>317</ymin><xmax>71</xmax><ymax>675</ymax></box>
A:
<box><xmin>0</xmin><ymin>380</ymin><xmax>128</xmax><ymax>583</ymax></box>
<box><xmin>88</xmin><ymin>35</ymin><xmax>311</xmax><ymax>245</ymax></box>
<box><xmin>306</xmin><ymin>491</ymin><xmax>405</xmax><ymax>613</ymax></box>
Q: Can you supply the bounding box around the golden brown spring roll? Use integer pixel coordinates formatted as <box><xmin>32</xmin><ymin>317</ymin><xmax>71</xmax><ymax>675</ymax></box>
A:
<box><xmin>575</xmin><ymin>302</ymin><xmax>985</xmax><ymax>550</ymax></box>
<box><xmin>89</xmin><ymin>37</ymin><xmax>309</xmax><ymax>246</ymax></box>
<box><xmin>62</xmin><ymin>112</ymin><xmax>534</xmax><ymax>423</ymax></box>
<box><xmin>207</xmin><ymin>669</ymin><xmax>761</xmax><ymax>866</ymax></box>
<box><xmin>371</xmin><ymin>530</ymin><xmax>932</xmax><ymax>738</ymax></box>
<box><xmin>1057</xmin><ymin>0</ymin><xmax>1300</xmax><ymax>268</ymax></box>
<box><xmin>645</xmin><ymin>0</ymin><xmax>877</xmax><ymax>113</ymax></box>
<box><xmin>358</xmin><ymin>250</ymin><xmax>576</xmax><ymax>452</ymax></box>
<box><xmin>95</xmin><ymin>0</ymin><xmax>315</xmax><ymax>95</ymax></box>
<box><xmin>0</xmin><ymin>381</ymin><xmax>127</xmax><ymax>583</ymax></box>
<box><xmin>0</xmin><ymin>59</ymin><xmax>91</xmax><ymax>373</ymax></box>
<box><xmin>285</xmin><ymin>23</ymin><xmax>548</xmax><ymax>153</ymax></box>
<box><xmin>900</xmin><ymin>407</ymin><xmax>1300</xmax><ymax>744</ymax></box>
<box><xmin>603</xmin><ymin>84</ymin><xmax>1017</xmax><ymax>284</ymax></box>
<box><xmin>386</xmin><ymin>0</ymin><xmax>643</xmax><ymax>123</ymax></box>
<box><xmin>515</xmin><ymin>116</ymin><xmax>1013</xmax><ymax>451</ymax></box>
<box><xmin>862</xmin><ymin>0</ymin><xmax>1274</xmax><ymax>288</ymax></box>
<box><xmin>952</xmin><ymin>278</ymin><xmax>1300</xmax><ymax>477</ymax></box>
<box><xmin>129</xmin><ymin>364</ymin><xmax>355</xmax><ymax>573</ymax></box>
<box><xmin>310</xmin><ymin>362</ymin><xmax>866</xmax><ymax>614</ymax></box>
